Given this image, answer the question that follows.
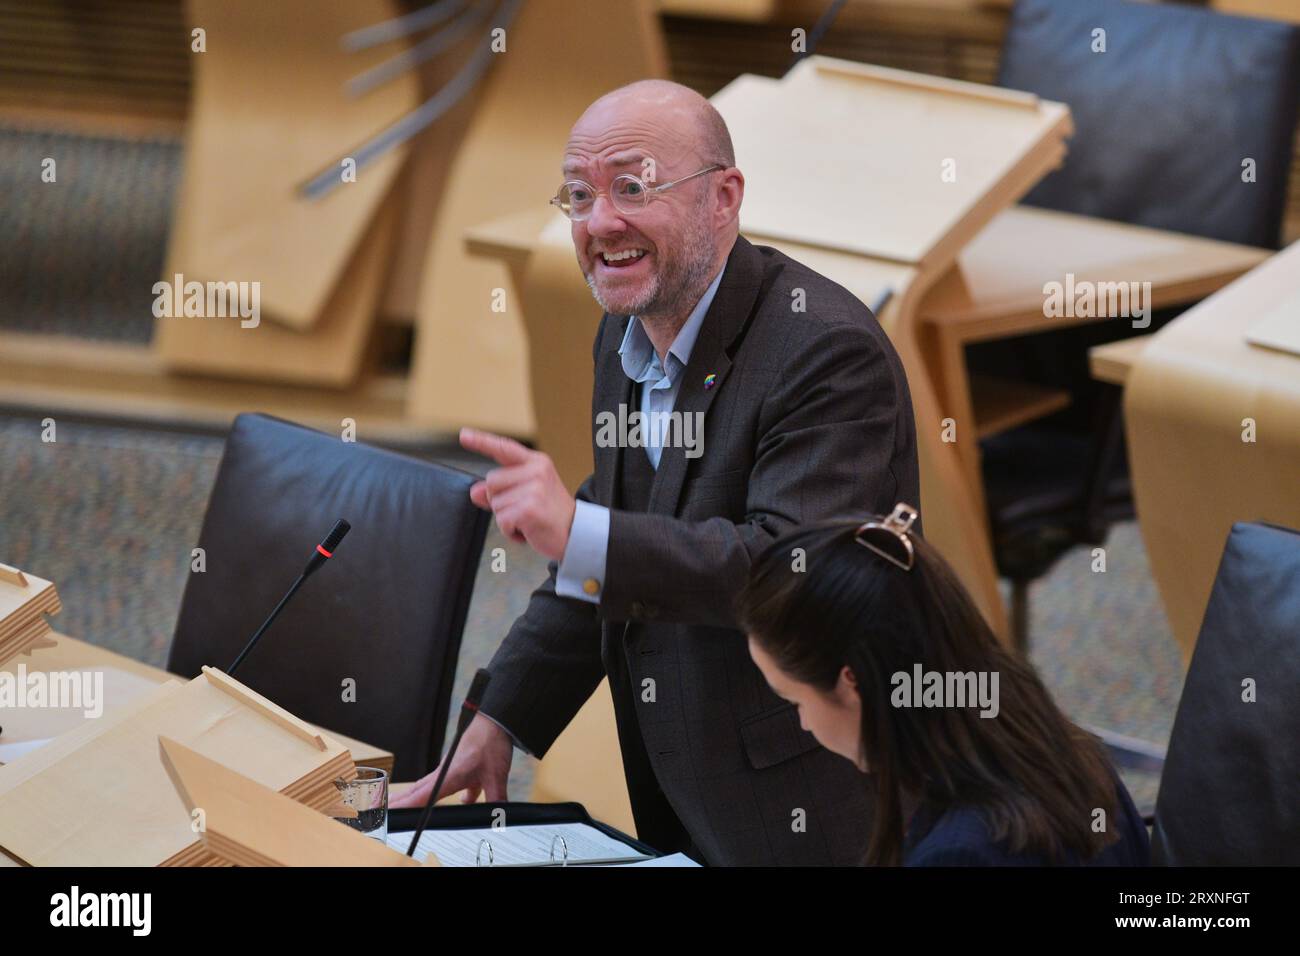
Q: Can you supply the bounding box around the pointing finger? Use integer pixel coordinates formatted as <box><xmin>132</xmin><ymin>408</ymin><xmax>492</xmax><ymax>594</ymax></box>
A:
<box><xmin>460</xmin><ymin>427</ymin><xmax>532</xmax><ymax>467</ymax></box>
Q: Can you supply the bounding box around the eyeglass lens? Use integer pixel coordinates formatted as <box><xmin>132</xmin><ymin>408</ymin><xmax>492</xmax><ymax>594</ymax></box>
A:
<box><xmin>556</xmin><ymin>175</ymin><xmax>649</xmax><ymax>219</ymax></box>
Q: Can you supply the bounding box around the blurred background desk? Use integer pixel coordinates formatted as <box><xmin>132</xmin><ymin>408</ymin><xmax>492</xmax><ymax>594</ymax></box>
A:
<box><xmin>917</xmin><ymin>208</ymin><xmax>1270</xmax><ymax>644</ymax></box>
<box><xmin>920</xmin><ymin>206</ymin><xmax>1270</xmax><ymax>495</ymax></box>
<box><xmin>1101</xmin><ymin>239</ymin><xmax>1300</xmax><ymax>661</ymax></box>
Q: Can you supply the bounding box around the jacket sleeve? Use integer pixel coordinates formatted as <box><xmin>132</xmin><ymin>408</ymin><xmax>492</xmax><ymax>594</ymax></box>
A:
<box><xmin>477</xmin><ymin>470</ymin><xmax>608</xmax><ymax>758</ymax></box>
<box><xmin>476</xmin><ymin>318</ymin><xmax>610</xmax><ymax>758</ymax></box>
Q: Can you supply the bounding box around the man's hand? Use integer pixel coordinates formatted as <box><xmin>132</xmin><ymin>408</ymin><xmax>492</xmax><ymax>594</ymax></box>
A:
<box><xmin>389</xmin><ymin>713</ymin><xmax>513</xmax><ymax>808</ymax></box>
<box><xmin>460</xmin><ymin>427</ymin><xmax>577</xmax><ymax>562</ymax></box>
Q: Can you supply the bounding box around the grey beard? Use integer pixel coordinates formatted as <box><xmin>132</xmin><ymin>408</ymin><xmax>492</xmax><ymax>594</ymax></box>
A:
<box><xmin>584</xmin><ymin>202</ymin><xmax>718</xmax><ymax>319</ymax></box>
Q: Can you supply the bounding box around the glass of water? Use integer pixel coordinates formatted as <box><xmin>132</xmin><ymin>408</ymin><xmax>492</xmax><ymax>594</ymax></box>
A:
<box><xmin>333</xmin><ymin>766</ymin><xmax>389</xmax><ymax>842</ymax></box>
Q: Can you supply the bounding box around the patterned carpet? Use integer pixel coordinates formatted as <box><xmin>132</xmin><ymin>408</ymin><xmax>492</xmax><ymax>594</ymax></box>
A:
<box><xmin>0</xmin><ymin>124</ymin><xmax>180</xmax><ymax>342</ymax></box>
<box><xmin>0</xmin><ymin>411</ymin><xmax>1185</xmax><ymax>808</ymax></box>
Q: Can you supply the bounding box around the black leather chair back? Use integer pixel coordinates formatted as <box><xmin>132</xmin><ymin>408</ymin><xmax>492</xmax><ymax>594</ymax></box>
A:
<box><xmin>1000</xmin><ymin>0</ymin><xmax>1300</xmax><ymax>248</ymax></box>
<box><xmin>168</xmin><ymin>414</ymin><xmax>488</xmax><ymax>781</ymax></box>
<box><xmin>1152</xmin><ymin>522</ymin><xmax>1300</xmax><ymax>865</ymax></box>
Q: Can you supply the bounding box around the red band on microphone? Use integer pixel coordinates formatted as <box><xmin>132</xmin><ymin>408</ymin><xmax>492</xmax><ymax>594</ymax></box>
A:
<box><xmin>316</xmin><ymin>544</ymin><xmax>333</xmax><ymax>558</ymax></box>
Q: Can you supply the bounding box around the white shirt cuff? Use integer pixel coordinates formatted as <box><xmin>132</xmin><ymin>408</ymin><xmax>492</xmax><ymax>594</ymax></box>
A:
<box><xmin>555</xmin><ymin>499</ymin><xmax>610</xmax><ymax>604</ymax></box>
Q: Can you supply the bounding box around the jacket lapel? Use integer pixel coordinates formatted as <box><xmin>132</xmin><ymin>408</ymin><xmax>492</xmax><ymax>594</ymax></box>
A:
<box><xmin>647</xmin><ymin>235</ymin><xmax>774</xmax><ymax>516</ymax></box>
<box><xmin>594</xmin><ymin>316</ymin><xmax>633</xmax><ymax>508</ymax></box>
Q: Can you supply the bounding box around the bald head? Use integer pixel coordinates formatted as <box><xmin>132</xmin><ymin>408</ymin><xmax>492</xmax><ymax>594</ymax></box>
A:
<box><xmin>573</xmin><ymin>79</ymin><xmax>735</xmax><ymax>170</ymax></box>
<box><xmin>563</xmin><ymin>78</ymin><xmax>744</xmax><ymax>330</ymax></box>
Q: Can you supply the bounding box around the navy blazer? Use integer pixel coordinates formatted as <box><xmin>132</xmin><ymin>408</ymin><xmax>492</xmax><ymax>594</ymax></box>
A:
<box><xmin>903</xmin><ymin>780</ymin><xmax>1150</xmax><ymax>866</ymax></box>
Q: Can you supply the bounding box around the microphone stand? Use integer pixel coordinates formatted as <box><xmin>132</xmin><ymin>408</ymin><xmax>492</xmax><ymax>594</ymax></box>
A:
<box><xmin>406</xmin><ymin>669</ymin><xmax>492</xmax><ymax>858</ymax></box>
<box><xmin>225</xmin><ymin>518</ymin><xmax>350</xmax><ymax>677</ymax></box>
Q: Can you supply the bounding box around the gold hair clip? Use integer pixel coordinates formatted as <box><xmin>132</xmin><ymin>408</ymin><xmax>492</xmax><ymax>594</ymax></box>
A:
<box><xmin>854</xmin><ymin>502</ymin><xmax>919</xmax><ymax>571</ymax></box>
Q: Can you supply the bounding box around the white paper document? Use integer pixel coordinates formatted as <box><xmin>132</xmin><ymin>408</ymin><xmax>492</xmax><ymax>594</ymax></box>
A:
<box><xmin>0</xmin><ymin>736</ymin><xmax>53</xmax><ymax>764</ymax></box>
<box><xmin>1246</xmin><ymin>297</ymin><xmax>1300</xmax><ymax>357</ymax></box>
<box><xmin>610</xmin><ymin>852</ymin><xmax>701</xmax><ymax>867</ymax></box>
<box><xmin>387</xmin><ymin>822</ymin><xmax>653</xmax><ymax>867</ymax></box>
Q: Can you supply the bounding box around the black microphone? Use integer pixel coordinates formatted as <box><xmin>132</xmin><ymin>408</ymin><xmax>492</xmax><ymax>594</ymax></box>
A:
<box><xmin>301</xmin><ymin>519</ymin><xmax>351</xmax><ymax>578</ymax></box>
<box><xmin>227</xmin><ymin>519</ymin><xmax>351</xmax><ymax>676</ymax></box>
<box><xmin>406</xmin><ymin>668</ymin><xmax>492</xmax><ymax>858</ymax></box>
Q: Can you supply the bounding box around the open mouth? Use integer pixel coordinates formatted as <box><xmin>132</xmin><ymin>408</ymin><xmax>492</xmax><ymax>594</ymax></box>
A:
<box><xmin>596</xmin><ymin>248</ymin><xmax>650</xmax><ymax>272</ymax></box>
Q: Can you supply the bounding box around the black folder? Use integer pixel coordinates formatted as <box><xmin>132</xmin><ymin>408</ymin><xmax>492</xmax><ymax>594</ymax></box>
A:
<box><xmin>388</xmin><ymin>801</ymin><xmax>660</xmax><ymax>864</ymax></box>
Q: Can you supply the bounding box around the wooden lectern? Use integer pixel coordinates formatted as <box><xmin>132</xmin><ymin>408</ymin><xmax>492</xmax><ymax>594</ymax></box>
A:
<box><xmin>0</xmin><ymin>565</ymin><xmax>60</xmax><ymax>666</ymax></box>
<box><xmin>159</xmin><ymin>736</ymin><xmax>425</xmax><ymax>867</ymax></box>
<box><xmin>0</xmin><ymin>667</ymin><xmax>357</xmax><ymax>866</ymax></box>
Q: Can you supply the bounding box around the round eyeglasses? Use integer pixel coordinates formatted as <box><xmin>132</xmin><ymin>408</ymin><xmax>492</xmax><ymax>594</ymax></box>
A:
<box><xmin>550</xmin><ymin>164</ymin><xmax>724</xmax><ymax>221</ymax></box>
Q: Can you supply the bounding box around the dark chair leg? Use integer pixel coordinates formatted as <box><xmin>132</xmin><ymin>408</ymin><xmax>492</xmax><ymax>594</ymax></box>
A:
<box><xmin>1081</xmin><ymin>383</ymin><xmax>1126</xmax><ymax>542</ymax></box>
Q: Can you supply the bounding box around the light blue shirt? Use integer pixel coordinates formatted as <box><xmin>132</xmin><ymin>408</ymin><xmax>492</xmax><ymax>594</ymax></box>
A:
<box><xmin>555</xmin><ymin>264</ymin><xmax>726</xmax><ymax>604</ymax></box>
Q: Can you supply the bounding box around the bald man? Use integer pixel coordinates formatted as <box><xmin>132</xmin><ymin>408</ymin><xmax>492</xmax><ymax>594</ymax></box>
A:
<box><xmin>393</xmin><ymin>80</ymin><xmax>920</xmax><ymax>865</ymax></box>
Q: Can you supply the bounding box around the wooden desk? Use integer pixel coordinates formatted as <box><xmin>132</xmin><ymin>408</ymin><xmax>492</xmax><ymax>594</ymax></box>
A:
<box><xmin>0</xmin><ymin>634</ymin><xmax>393</xmax><ymax>775</ymax></box>
<box><xmin>918</xmin><ymin>205</ymin><xmax>1270</xmax><ymax>496</ymax></box>
<box><xmin>1122</xmin><ymin>239</ymin><xmax>1300</xmax><ymax>660</ymax></box>
<box><xmin>1212</xmin><ymin>0</ymin><xmax>1300</xmax><ymax>24</ymax></box>
<box><xmin>1089</xmin><ymin>336</ymin><xmax>1152</xmax><ymax>387</ymax></box>
<box><xmin>0</xmin><ymin>635</ymin><xmax>393</xmax><ymax>866</ymax></box>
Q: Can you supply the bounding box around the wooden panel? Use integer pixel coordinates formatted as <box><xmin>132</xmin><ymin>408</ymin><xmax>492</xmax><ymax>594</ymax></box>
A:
<box><xmin>0</xmin><ymin>0</ymin><xmax>190</xmax><ymax>126</ymax></box>
<box><xmin>919</xmin><ymin>205</ymin><xmax>1269</xmax><ymax>498</ymax></box>
<box><xmin>378</xmin><ymin>32</ymin><xmax>490</xmax><ymax>325</ymax></box>
<box><xmin>970</xmin><ymin>375</ymin><xmax>1071</xmax><ymax>439</ymax></box>
<box><xmin>712</xmin><ymin>56</ymin><xmax>1071</xmax><ymax>266</ymax></box>
<box><xmin>659</xmin><ymin>0</ymin><xmax>778</xmax><ymax>19</ymax></box>
<box><xmin>159</xmin><ymin>736</ymin><xmax>420</xmax><ymax>867</ymax></box>
<box><xmin>1089</xmin><ymin>335</ymin><xmax>1151</xmax><ymax>387</ymax></box>
<box><xmin>1212</xmin><ymin>0</ymin><xmax>1300</xmax><ymax>24</ymax></box>
<box><xmin>0</xmin><ymin>331</ymin><xmax>431</xmax><ymax>445</ymax></box>
<box><xmin>155</xmin><ymin>186</ymin><xmax>401</xmax><ymax>386</ymax></box>
<box><xmin>1125</xmin><ymin>239</ymin><xmax>1300</xmax><ymax>660</ymax></box>
<box><xmin>0</xmin><ymin>570</ymin><xmax>58</xmax><ymax>667</ymax></box>
<box><xmin>164</xmin><ymin>0</ymin><xmax>417</xmax><ymax>329</ymax></box>
<box><xmin>920</xmin><ymin>205</ymin><xmax>1271</xmax><ymax>335</ymax></box>
<box><xmin>0</xmin><ymin>671</ymin><xmax>355</xmax><ymax>866</ymax></box>
<box><xmin>662</xmin><ymin>1</ymin><xmax>1299</xmax><ymax>247</ymax></box>
<box><xmin>0</xmin><ymin>633</ymin><xmax>394</xmax><ymax>776</ymax></box>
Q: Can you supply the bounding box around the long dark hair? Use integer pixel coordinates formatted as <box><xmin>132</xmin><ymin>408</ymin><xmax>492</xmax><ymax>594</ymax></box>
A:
<box><xmin>737</xmin><ymin>516</ymin><xmax>1121</xmax><ymax>866</ymax></box>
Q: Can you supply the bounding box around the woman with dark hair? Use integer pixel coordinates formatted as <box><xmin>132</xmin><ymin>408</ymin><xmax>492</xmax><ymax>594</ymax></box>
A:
<box><xmin>737</xmin><ymin>504</ymin><xmax>1149</xmax><ymax>866</ymax></box>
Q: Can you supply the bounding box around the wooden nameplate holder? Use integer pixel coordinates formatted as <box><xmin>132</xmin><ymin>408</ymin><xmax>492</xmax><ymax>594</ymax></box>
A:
<box><xmin>0</xmin><ymin>564</ymin><xmax>61</xmax><ymax>666</ymax></box>
<box><xmin>159</xmin><ymin>736</ymin><xmax>428</xmax><ymax>867</ymax></box>
<box><xmin>0</xmin><ymin>666</ymin><xmax>357</xmax><ymax>866</ymax></box>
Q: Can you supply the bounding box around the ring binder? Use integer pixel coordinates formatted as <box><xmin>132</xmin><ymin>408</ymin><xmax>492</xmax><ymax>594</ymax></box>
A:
<box><xmin>549</xmin><ymin>834</ymin><xmax>569</xmax><ymax>866</ymax></box>
<box><xmin>390</xmin><ymin>801</ymin><xmax>662</xmax><ymax>867</ymax></box>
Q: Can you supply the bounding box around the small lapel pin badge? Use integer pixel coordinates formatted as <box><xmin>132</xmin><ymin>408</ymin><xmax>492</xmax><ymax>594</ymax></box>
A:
<box><xmin>703</xmin><ymin>373</ymin><xmax>717</xmax><ymax>390</ymax></box>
